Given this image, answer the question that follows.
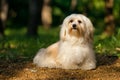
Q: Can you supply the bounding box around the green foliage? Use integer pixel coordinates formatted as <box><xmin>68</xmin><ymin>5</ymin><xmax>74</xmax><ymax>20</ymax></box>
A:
<box><xmin>95</xmin><ymin>28</ymin><xmax>120</xmax><ymax>57</ymax></box>
<box><xmin>7</xmin><ymin>0</ymin><xmax>120</xmax><ymax>31</ymax></box>
<box><xmin>0</xmin><ymin>27</ymin><xmax>59</xmax><ymax>61</ymax></box>
<box><xmin>0</xmin><ymin>27</ymin><xmax>120</xmax><ymax>62</ymax></box>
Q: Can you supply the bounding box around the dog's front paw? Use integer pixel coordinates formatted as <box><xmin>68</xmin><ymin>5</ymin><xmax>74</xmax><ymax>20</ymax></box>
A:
<box><xmin>80</xmin><ymin>62</ymin><xmax>96</xmax><ymax>70</ymax></box>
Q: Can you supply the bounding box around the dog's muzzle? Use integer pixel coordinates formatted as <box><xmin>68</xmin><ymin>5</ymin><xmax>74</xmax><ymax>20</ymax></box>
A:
<box><xmin>72</xmin><ymin>24</ymin><xmax>77</xmax><ymax>29</ymax></box>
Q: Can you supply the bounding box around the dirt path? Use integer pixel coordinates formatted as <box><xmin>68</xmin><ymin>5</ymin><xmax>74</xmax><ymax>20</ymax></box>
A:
<box><xmin>0</xmin><ymin>55</ymin><xmax>120</xmax><ymax>80</ymax></box>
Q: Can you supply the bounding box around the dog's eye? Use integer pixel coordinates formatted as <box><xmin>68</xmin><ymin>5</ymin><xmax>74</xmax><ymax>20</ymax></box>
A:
<box><xmin>70</xmin><ymin>20</ymin><xmax>73</xmax><ymax>23</ymax></box>
<box><xmin>78</xmin><ymin>20</ymin><xmax>82</xmax><ymax>23</ymax></box>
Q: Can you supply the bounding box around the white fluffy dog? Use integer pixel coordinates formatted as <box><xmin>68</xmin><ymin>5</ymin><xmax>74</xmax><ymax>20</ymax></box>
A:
<box><xmin>33</xmin><ymin>14</ymin><xmax>96</xmax><ymax>70</ymax></box>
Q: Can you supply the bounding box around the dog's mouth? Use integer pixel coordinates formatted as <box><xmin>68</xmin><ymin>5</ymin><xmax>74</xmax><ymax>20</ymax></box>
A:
<box><xmin>72</xmin><ymin>27</ymin><xmax>77</xmax><ymax>30</ymax></box>
<box><xmin>69</xmin><ymin>27</ymin><xmax>80</xmax><ymax>38</ymax></box>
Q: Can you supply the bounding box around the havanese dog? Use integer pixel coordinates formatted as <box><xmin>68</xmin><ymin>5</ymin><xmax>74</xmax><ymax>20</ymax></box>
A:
<box><xmin>33</xmin><ymin>14</ymin><xmax>96</xmax><ymax>70</ymax></box>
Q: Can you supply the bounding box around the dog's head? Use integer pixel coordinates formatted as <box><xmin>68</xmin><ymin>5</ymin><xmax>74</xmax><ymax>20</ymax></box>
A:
<box><xmin>60</xmin><ymin>14</ymin><xmax>94</xmax><ymax>43</ymax></box>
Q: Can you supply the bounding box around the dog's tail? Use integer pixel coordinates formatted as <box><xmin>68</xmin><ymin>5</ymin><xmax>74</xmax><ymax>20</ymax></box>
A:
<box><xmin>33</xmin><ymin>48</ymin><xmax>46</xmax><ymax>66</ymax></box>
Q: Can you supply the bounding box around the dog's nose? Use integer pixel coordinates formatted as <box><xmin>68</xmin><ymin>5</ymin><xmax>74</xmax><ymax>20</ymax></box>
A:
<box><xmin>72</xmin><ymin>24</ymin><xmax>77</xmax><ymax>29</ymax></box>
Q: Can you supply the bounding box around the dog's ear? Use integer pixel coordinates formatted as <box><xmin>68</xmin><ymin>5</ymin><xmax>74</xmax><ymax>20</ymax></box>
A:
<box><xmin>60</xmin><ymin>24</ymin><xmax>67</xmax><ymax>41</ymax></box>
<box><xmin>88</xmin><ymin>25</ymin><xmax>94</xmax><ymax>42</ymax></box>
<box><xmin>83</xmin><ymin>16</ymin><xmax>94</xmax><ymax>43</ymax></box>
<box><xmin>89</xmin><ymin>19</ymin><xmax>94</xmax><ymax>41</ymax></box>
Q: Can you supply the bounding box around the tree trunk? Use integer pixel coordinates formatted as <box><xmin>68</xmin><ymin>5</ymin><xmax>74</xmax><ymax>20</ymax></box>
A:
<box><xmin>70</xmin><ymin>0</ymin><xmax>77</xmax><ymax>13</ymax></box>
<box><xmin>41</xmin><ymin>0</ymin><xmax>52</xmax><ymax>29</ymax></box>
<box><xmin>104</xmin><ymin>0</ymin><xmax>115</xmax><ymax>36</ymax></box>
<box><xmin>27</xmin><ymin>0</ymin><xmax>43</xmax><ymax>36</ymax></box>
<box><xmin>0</xmin><ymin>0</ymin><xmax>8</xmax><ymax>37</ymax></box>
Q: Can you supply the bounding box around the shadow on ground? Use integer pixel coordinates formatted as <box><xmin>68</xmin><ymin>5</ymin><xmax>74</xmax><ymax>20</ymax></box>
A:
<box><xmin>0</xmin><ymin>59</ymin><xmax>31</xmax><ymax>79</ymax></box>
<box><xmin>96</xmin><ymin>54</ymin><xmax>118</xmax><ymax>66</ymax></box>
<box><xmin>0</xmin><ymin>54</ymin><xmax>119</xmax><ymax>80</ymax></box>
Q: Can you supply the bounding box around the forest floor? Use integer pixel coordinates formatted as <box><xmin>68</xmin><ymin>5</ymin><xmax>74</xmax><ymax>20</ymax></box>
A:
<box><xmin>0</xmin><ymin>55</ymin><xmax>120</xmax><ymax>80</ymax></box>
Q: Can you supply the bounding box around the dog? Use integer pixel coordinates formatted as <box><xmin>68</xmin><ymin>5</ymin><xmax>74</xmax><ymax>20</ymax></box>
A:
<box><xmin>33</xmin><ymin>14</ymin><xmax>96</xmax><ymax>70</ymax></box>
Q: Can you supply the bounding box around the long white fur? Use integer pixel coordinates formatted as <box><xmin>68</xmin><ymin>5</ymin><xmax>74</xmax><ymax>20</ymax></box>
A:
<box><xmin>33</xmin><ymin>14</ymin><xmax>96</xmax><ymax>70</ymax></box>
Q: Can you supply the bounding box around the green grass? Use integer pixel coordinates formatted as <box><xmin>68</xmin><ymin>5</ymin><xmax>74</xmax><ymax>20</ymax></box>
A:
<box><xmin>0</xmin><ymin>26</ymin><xmax>120</xmax><ymax>62</ymax></box>
<box><xmin>94</xmin><ymin>29</ymin><xmax>120</xmax><ymax>57</ymax></box>
<box><xmin>0</xmin><ymin>27</ymin><xmax>60</xmax><ymax>62</ymax></box>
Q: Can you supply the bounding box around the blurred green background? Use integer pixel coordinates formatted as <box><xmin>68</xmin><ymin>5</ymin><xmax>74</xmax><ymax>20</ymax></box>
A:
<box><xmin>1</xmin><ymin>0</ymin><xmax>120</xmax><ymax>34</ymax></box>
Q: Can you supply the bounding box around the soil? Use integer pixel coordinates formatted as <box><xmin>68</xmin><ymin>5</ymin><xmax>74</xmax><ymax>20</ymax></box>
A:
<box><xmin>0</xmin><ymin>55</ymin><xmax>120</xmax><ymax>80</ymax></box>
